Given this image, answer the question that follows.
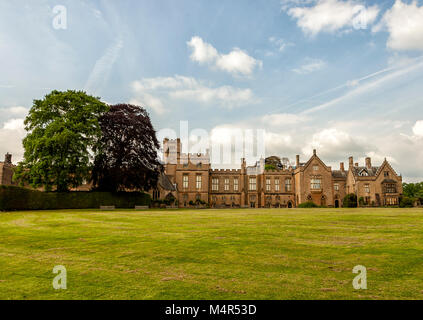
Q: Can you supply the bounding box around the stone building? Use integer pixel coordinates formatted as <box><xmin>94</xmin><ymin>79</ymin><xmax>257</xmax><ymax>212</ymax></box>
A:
<box><xmin>1</xmin><ymin>142</ymin><xmax>404</xmax><ymax>208</ymax></box>
<box><xmin>0</xmin><ymin>153</ymin><xmax>16</xmax><ymax>186</ymax></box>
<box><xmin>161</xmin><ymin>139</ymin><xmax>403</xmax><ymax>208</ymax></box>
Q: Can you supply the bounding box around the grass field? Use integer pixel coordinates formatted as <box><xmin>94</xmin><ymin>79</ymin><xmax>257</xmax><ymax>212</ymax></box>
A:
<box><xmin>0</xmin><ymin>208</ymin><xmax>422</xmax><ymax>300</ymax></box>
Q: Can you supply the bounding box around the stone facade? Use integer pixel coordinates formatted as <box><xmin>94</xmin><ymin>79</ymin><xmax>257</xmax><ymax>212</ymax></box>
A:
<box><xmin>0</xmin><ymin>153</ymin><xmax>16</xmax><ymax>186</ymax></box>
<box><xmin>1</xmin><ymin>144</ymin><xmax>404</xmax><ymax>208</ymax></box>
<box><xmin>162</xmin><ymin>139</ymin><xmax>403</xmax><ymax>208</ymax></box>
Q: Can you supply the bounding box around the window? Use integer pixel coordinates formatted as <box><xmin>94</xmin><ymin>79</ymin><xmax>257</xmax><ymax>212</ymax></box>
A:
<box><xmin>364</xmin><ymin>184</ymin><xmax>370</xmax><ymax>193</ymax></box>
<box><xmin>311</xmin><ymin>178</ymin><xmax>322</xmax><ymax>190</ymax></box>
<box><xmin>334</xmin><ymin>183</ymin><xmax>339</xmax><ymax>191</ymax></box>
<box><xmin>275</xmin><ymin>178</ymin><xmax>280</xmax><ymax>192</ymax></box>
<box><xmin>234</xmin><ymin>178</ymin><xmax>239</xmax><ymax>191</ymax></box>
<box><xmin>212</xmin><ymin>178</ymin><xmax>219</xmax><ymax>191</ymax></box>
<box><xmin>285</xmin><ymin>178</ymin><xmax>292</xmax><ymax>192</ymax></box>
<box><xmin>384</xmin><ymin>171</ymin><xmax>390</xmax><ymax>177</ymax></box>
<box><xmin>266</xmin><ymin>178</ymin><xmax>271</xmax><ymax>191</ymax></box>
<box><xmin>385</xmin><ymin>183</ymin><xmax>396</xmax><ymax>194</ymax></box>
<box><xmin>196</xmin><ymin>175</ymin><xmax>202</xmax><ymax>189</ymax></box>
<box><xmin>386</xmin><ymin>197</ymin><xmax>398</xmax><ymax>205</ymax></box>
<box><xmin>313</xmin><ymin>165</ymin><xmax>319</xmax><ymax>171</ymax></box>
<box><xmin>183</xmin><ymin>175</ymin><xmax>189</xmax><ymax>189</ymax></box>
<box><xmin>249</xmin><ymin>177</ymin><xmax>257</xmax><ymax>191</ymax></box>
<box><xmin>224</xmin><ymin>178</ymin><xmax>230</xmax><ymax>191</ymax></box>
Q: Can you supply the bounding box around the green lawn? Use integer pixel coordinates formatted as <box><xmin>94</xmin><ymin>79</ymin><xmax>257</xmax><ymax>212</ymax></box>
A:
<box><xmin>0</xmin><ymin>208</ymin><xmax>422</xmax><ymax>300</ymax></box>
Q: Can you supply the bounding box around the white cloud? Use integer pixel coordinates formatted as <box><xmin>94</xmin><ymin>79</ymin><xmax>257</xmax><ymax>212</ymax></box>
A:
<box><xmin>170</xmin><ymin>86</ymin><xmax>253</xmax><ymax>106</ymax></box>
<box><xmin>5</xmin><ymin>106</ymin><xmax>28</xmax><ymax>117</ymax></box>
<box><xmin>187</xmin><ymin>36</ymin><xmax>262</xmax><ymax>76</ymax></box>
<box><xmin>215</xmin><ymin>48</ymin><xmax>263</xmax><ymax>76</ymax></box>
<box><xmin>303</xmin><ymin>128</ymin><xmax>368</xmax><ymax>159</ymax></box>
<box><xmin>413</xmin><ymin>120</ymin><xmax>423</xmax><ymax>137</ymax></box>
<box><xmin>373</xmin><ymin>0</ymin><xmax>423</xmax><ymax>51</ymax></box>
<box><xmin>293</xmin><ymin>58</ymin><xmax>326</xmax><ymax>74</ymax></box>
<box><xmin>286</xmin><ymin>0</ymin><xmax>380</xmax><ymax>36</ymax></box>
<box><xmin>129</xmin><ymin>94</ymin><xmax>166</xmax><ymax>116</ymax></box>
<box><xmin>131</xmin><ymin>75</ymin><xmax>254</xmax><ymax>112</ymax></box>
<box><xmin>269</xmin><ymin>37</ymin><xmax>294</xmax><ymax>53</ymax></box>
<box><xmin>3</xmin><ymin>118</ymin><xmax>24</xmax><ymax>130</ymax></box>
<box><xmin>261</xmin><ymin>113</ymin><xmax>308</xmax><ymax>126</ymax></box>
<box><xmin>187</xmin><ymin>36</ymin><xmax>219</xmax><ymax>64</ymax></box>
<box><xmin>0</xmin><ymin>118</ymin><xmax>25</xmax><ymax>162</ymax></box>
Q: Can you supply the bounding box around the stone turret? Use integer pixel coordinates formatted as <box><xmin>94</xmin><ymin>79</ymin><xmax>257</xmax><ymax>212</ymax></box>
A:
<box><xmin>4</xmin><ymin>153</ymin><xmax>12</xmax><ymax>165</ymax></box>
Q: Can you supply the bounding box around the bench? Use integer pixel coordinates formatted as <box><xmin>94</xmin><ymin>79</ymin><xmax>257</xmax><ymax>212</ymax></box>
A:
<box><xmin>135</xmin><ymin>206</ymin><xmax>149</xmax><ymax>210</ymax></box>
<box><xmin>100</xmin><ymin>206</ymin><xmax>115</xmax><ymax>210</ymax></box>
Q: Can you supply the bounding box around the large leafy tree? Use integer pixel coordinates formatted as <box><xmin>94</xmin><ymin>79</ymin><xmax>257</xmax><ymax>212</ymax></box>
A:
<box><xmin>403</xmin><ymin>182</ymin><xmax>423</xmax><ymax>201</ymax></box>
<box><xmin>15</xmin><ymin>90</ymin><xmax>109</xmax><ymax>192</ymax></box>
<box><xmin>92</xmin><ymin>104</ymin><xmax>161</xmax><ymax>192</ymax></box>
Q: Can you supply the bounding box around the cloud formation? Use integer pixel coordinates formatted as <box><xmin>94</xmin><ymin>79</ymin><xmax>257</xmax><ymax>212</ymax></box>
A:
<box><xmin>373</xmin><ymin>0</ymin><xmax>423</xmax><ymax>51</ymax></box>
<box><xmin>286</xmin><ymin>0</ymin><xmax>379</xmax><ymax>36</ymax></box>
<box><xmin>187</xmin><ymin>36</ymin><xmax>262</xmax><ymax>76</ymax></box>
<box><xmin>293</xmin><ymin>58</ymin><xmax>326</xmax><ymax>74</ymax></box>
<box><xmin>131</xmin><ymin>75</ymin><xmax>254</xmax><ymax>114</ymax></box>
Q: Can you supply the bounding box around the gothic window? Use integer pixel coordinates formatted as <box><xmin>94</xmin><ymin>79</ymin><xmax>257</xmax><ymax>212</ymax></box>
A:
<box><xmin>234</xmin><ymin>178</ymin><xmax>239</xmax><ymax>191</ymax></box>
<box><xmin>266</xmin><ymin>178</ymin><xmax>271</xmax><ymax>191</ymax></box>
<box><xmin>334</xmin><ymin>183</ymin><xmax>339</xmax><ymax>191</ymax></box>
<box><xmin>212</xmin><ymin>178</ymin><xmax>219</xmax><ymax>191</ymax></box>
<box><xmin>224</xmin><ymin>178</ymin><xmax>230</xmax><ymax>191</ymax></box>
<box><xmin>364</xmin><ymin>184</ymin><xmax>370</xmax><ymax>193</ymax></box>
<box><xmin>275</xmin><ymin>178</ymin><xmax>280</xmax><ymax>192</ymax></box>
<box><xmin>311</xmin><ymin>178</ymin><xmax>322</xmax><ymax>190</ymax></box>
<box><xmin>183</xmin><ymin>175</ymin><xmax>189</xmax><ymax>189</ymax></box>
<box><xmin>196</xmin><ymin>175</ymin><xmax>202</xmax><ymax>190</ymax></box>
<box><xmin>249</xmin><ymin>177</ymin><xmax>257</xmax><ymax>191</ymax></box>
<box><xmin>285</xmin><ymin>178</ymin><xmax>292</xmax><ymax>192</ymax></box>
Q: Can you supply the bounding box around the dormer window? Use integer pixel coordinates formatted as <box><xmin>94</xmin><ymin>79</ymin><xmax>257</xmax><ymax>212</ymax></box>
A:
<box><xmin>359</xmin><ymin>169</ymin><xmax>369</xmax><ymax>177</ymax></box>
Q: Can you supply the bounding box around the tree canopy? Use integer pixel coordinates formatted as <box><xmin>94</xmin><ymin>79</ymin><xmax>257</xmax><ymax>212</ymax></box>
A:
<box><xmin>91</xmin><ymin>104</ymin><xmax>161</xmax><ymax>192</ymax></box>
<box><xmin>14</xmin><ymin>90</ymin><xmax>109</xmax><ymax>192</ymax></box>
<box><xmin>403</xmin><ymin>182</ymin><xmax>423</xmax><ymax>200</ymax></box>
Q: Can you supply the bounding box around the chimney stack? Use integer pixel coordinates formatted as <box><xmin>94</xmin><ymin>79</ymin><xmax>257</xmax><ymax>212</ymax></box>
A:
<box><xmin>4</xmin><ymin>153</ymin><xmax>12</xmax><ymax>165</ymax></box>
<box><xmin>296</xmin><ymin>155</ymin><xmax>300</xmax><ymax>167</ymax></box>
<box><xmin>349</xmin><ymin>156</ymin><xmax>354</xmax><ymax>169</ymax></box>
<box><xmin>340</xmin><ymin>162</ymin><xmax>345</xmax><ymax>171</ymax></box>
<box><xmin>365</xmin><ymin>157</ymin><xmax>372</xmax><ymax>169</ymax></box>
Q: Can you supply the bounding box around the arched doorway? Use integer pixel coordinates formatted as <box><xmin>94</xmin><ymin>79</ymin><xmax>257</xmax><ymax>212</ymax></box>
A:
<box><xmin>335</xmin><ymin>200</ymin><xmax>340</xmax><ymax>208</ymax></box>
<box><xmin>287</xmin><ymin>201</ymin><xmax>293</xmax><ymax>208</ymax></box>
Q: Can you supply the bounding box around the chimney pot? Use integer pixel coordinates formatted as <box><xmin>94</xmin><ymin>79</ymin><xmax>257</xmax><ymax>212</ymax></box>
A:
<box><xmin>340</xmin><ymin>162</ymin><xmax>345</xmax><ymax>171</ymax></box>
<box><xmin>349</xmin><ymin>156</ymin><xmax>354</xmax><ymax>168</ymax></box>
<box><xmin>313</xmin><ymin>149</ymin><xmax>317</xmax><ymax>156</ymax></box>
<box><xmin>365</xmin><ymin>157</ymin><xmax>372</xmax><ymax>169</ymax></box>
<box><xmin>355</xmin><ymin>163</ymin><xmax>359</xmax><ymax>167</ymax></box>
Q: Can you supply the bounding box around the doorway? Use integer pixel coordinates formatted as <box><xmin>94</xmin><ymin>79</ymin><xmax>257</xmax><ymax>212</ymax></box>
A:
<box><xmin>335</xmin><ymin>200</ymin><xmax>340</xmax><ymax>208</ymax></box>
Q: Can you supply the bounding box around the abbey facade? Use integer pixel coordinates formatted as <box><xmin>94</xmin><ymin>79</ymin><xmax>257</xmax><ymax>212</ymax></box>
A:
<box><xmin>158</xmin><ymin>138</ymin><xmax>403</xmax><ymax>208</ymax></box>
<box><xmin>0</xmin><ymin>139</ymin><xmax>404</xmax><ymax>208</ymax></box>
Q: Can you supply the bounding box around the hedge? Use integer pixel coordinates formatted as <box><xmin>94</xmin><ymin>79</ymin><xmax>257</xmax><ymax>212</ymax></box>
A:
<box><xmin>0</xmin><ymin>186</ymin><xmax>151</xmax><ymax>211</ymax></box>
<box><xmin>298</xmin><ymin>201</ymin><xmax>319</xmax><ymax>208</ymax></box>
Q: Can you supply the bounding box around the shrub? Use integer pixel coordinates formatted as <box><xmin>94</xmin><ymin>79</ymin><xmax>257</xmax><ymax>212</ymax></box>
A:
<box><xmin>343</xmin><ymin>194</ymin><xmax>357</xmax><ymax>208</ymax></box>
<box><xmin>399</xmin><ymin>196</ymin><xmax>414</xmax><ymax>208</ymax></box>
<box><xmin>298</xmin><ymin>201</ymin><xmax>319</xmax><ymax>208</ymax></box>
<box><xmin>0</xmin><ymin>186</ymin><xmax>150</xmax><ymax>211</ymax></box>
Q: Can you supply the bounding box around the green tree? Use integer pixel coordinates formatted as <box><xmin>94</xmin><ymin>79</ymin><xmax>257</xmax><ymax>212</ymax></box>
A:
<box><xmin>14</xmin><ymin>90</ymin><xmax>109</xmax><ymax>192</ymax></box>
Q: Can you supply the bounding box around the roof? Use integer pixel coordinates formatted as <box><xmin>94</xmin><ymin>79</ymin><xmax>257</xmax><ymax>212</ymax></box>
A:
<box><xmin>352</xmin><ymin>166</ymin><xmax>380</xmax><ymax>177</ymax></box>
<box><xmin>332</xmin><ymin>170</ymin><xmax>347</xmax><ymax>179</ymax></box>
<box><xmin>381</xmin><ymin>178</ymin><xmax>397</xmax><ymax>184</ymax></box>
<box><xmin>158</xmin><ymin>173</ymin><xmax>176</xmax><ymax>191</ymax></box>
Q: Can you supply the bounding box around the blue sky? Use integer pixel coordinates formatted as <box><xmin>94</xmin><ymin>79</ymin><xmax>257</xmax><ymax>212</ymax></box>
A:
<box><xmin>1</xmin><ymin>0</ymin><xmax>423</xmax><ymax>181</ymax></box>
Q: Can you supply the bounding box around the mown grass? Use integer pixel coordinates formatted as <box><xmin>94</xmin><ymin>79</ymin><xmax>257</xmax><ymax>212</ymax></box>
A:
<box><xmin>0</xmin><ymin>208</ymin><xmax>422</xmax><ymax>300</ymax></box>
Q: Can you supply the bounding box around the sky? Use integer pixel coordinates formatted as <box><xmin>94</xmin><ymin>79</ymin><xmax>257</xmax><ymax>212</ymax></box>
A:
<box><xmin>1</xmin><ymin>0</ymin><xmax>423</xmax><ymax>181</ymax></box>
